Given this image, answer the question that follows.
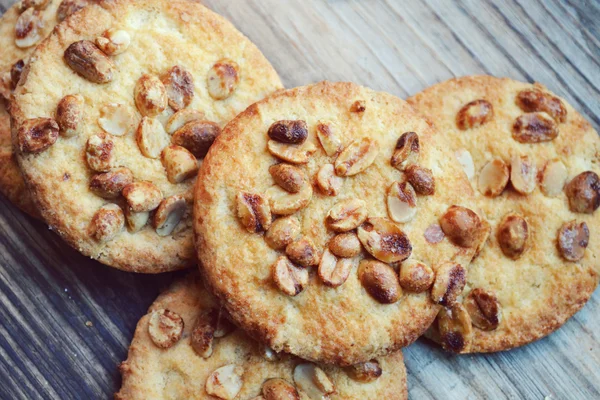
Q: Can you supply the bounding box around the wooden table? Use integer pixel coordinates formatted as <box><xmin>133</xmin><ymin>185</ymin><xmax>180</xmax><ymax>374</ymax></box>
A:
<box><xmin>1</xmin><ymin>0</ymin><xmax>598</xmax><ymax>398</ymax></box>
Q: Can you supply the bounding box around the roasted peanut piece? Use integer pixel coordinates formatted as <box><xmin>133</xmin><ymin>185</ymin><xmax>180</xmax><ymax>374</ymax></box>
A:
<box><xmin>56</xmin><ymin>94</ymin><xmax>84</xmax><ymax>137</ymax></box>
<box><xmin>122</xmin><ymin>181</ymin><xmax>162</xmax><ymax>212</ymax></box>
<box><xmin>350</xmin><ymin>100</ymin><xmax>366</xmax><ymax>113</ymax></box>
<box><xmin>236</xmin><ymin>191</ymin><xmax>272</xmax><ymax>233</ymax></box>
<box><xmin>262</xmin><ymin>378</ymin><xmax>299</xmax><ymax>400</ymax></box>
<box><xmin>86</xmin><ymin>134</ymin><xmax>115</xmax><ymax>172</ymax></box>
<box><xmin>165</xmin><ymin>109</ymin><xmax>205</xmax><ymax>134</ymax></box>
<box><xmin>438</xmin><ymin>304</ymin><xmax>473</xmax><ymax>353</ymax></box>
<box><xmin>293</xmin><ymin>364</ymin><xmax>334</xmax><ymax>399</ymax></box>
<box><xmin>557</xmin><ymin>220</ymin><xmax>589</xmax><ymax>262</ymax></box>
<box><xmin>510</xmin><ymin>155</ymin><xmax>537</xmax><ymax>194</ymax></box>
<box><xmin>315</xmin><ymin>121</ymin><xmax>341</xmax><ymax>156</ymax></box>
<box><xmin>464</xmin><ymin>288</ymin><xmax>502</xmax><ymax>331</ymax></box>
<box><xmin>64</xmin><ymin>40</ymin><xmax>115</xmax><ymax>83</ymax></box>
<box><xmin>154</xmin><ymin>195</ymin><xmax>186</xmax><ymax>237</ymax></box>
<box><xmin>205</xmin><ymin>364</ymin><xmax>244</xmax><ymax>400</ymax></box>
<box><xmin>358</xmin><ymin>217</ymin><xmax>412</xmax><ymax>263</ymax></box>
<box><xmin>516</xmin><ymin>88</ymin><xmax>567</xmax><ymax>123</ymax></box>
<box><xmin>265</xmin><ymin>181</ymin><xmax>312</xmax><ymax>215</ymax></box>
<box><xmin>326</xmin><ymin>198</ymin><xmax>367</xmax><ymax>232</ymax></box>
<box><xmin>15</xmin><ymin>8</ymin><xmax>43</xmax><ymax>48</ymax></box>
<box><xmin>18</xmin><ymin>0</ymin><xmax>49</xmax><ymax>12</ymax></box>
<box><xmin>512</xmin><ymin>112</ymin><xmax>558</xmax><ymax>143</ymax></box>
<box><xmin>456</xmin><ymin>99</ymin><xmax>493</xmax><ymax>130</ymax></box>
<box><xmin>124</xmin><ymin>206</ymin><xmax>149</xmax><ymax>233</ymax></box>
<box><xmin>399</xmin><ymin>259</ymin><xmax>434</xmax><ymax>293</ymax></box>
<box><xmin>286</xmin><ymin>237</ymin><xmax>320</xmax><ymax>267</ymax></box>
<box><xmin>207</xmin><ymin>59</ymin><xmax>240</xmax><ymax>100</ymax></box>
<box><xmin>190</xmin><ymin>310</ymin><xmax>216</xmax><ymax>358</ymax></box>
<box><xmin>318</xmin><ymin>250</ymin><xmax>357</xmax><ymax>288</ymax></box>
<box><xmin>540</xmin><ymin>160</ymin><xmax>568</xmax><ymax>197</ymax></box>
<box><xmin>268</xmin><ymin>120</ymin><xmax>308</xmax><ymax>144</ymax></box>
<box><xmin>272</xmin><ymin>256</ymin><xmax>309</xmax><ymax>296</ymax></box>
<box><xmin>0</xmin><ymin>72</ymin><xmax>11</xmax><ymax>101</ymax></box>
<box><xmin>358</xmin><ymin>260</ymin><xmax>402</xmax><ymax>304</ymax></box>
<box><xmin>95</xmin><ymin>29</ymin><xmax>130</xmax><ymax>55</ymax></box>
<box><xmin>431</xmin><ymin>262</ymin><xmax>466</xmax><ymax>306</ymax></box>
<box><xmin>265</xmin><ymin>216</ymin><xmax>301</xmax><ymax>249</ymax></box>
<box><xmin>478</xmin><ymin>158</ymin><xmax>509</xmax><ymax>197</ymax></box>
<box><xmin>329</xmin><ymin>232</ymin><xmax>361</xmax><ymax>257</ymax></box>
<box><xmin>213</xmin><ymin>307</ymin><xmax>235</xmax><ymax>338</ymax></box>
<box><xmin>316</xmin><ymin>163</ymin><xmax>343</xmax><ymax>196</ymax></box>
<box><xmin>134</xmin><ymin>74</ymin><xmax>167</xmax><ymax>117</ymax></box>
<box><xmin>262</xmin><ymin>346</ymin><xmax>279</xmax><ymax>362</ymax></box>
<box><xmin>161</xmin><ymin>65</ymin><xmax>194</xmax><ymax>111</ymax></box>
<box><xmin>57</xmin><ymin>0</ymin><xmax>88</xmax><ymax>22</ymax></box>
<box><xmin>335</xmin><ymin>138</ymin><xmax>378</xmax><ymax>176</ymax></box>
<box><xmin>346</xmin><ymin>360</ymin><xmax>382</xmax><ymax>383</ymax></box>
<box><xmin>565</xmin><ymin>171</ymin><xmax>600</xmax><ymax>214</ymax></box>
<box><xmin>98</xmin><ymin>103</ymin><xmax>134</xmax><ymax>136</ymax></box>
<box><xmin>17</xmin><ymin>118</ymin><xmax>59</xmax><ymax>154</ymax></box>
<box><xmin>405</xmin><ymin>165</ymin><xmax>435</xmax><ymax>195</ymax></box>
<box><xmin>148</xmin><ymin>309</ymin><xmax>184</xmax><ymax>349</ymax></box>
<box><xmin>391</xmin><ymin>132</ymin><xmax>419</xmax><ymax>171</ymax></box>
<box><xmin>439</xmin><ymin>205</ymin><xmax>485</xmax><ymax>248</ymax></box>
<box><xmin>10</xmin><ymin>59</ymin><xmax>25</xmax><ymax>89</ymax></box>
<box><xmin>161</xmin><ymin>145</ymin><xmax>198</xmax><ymax>184</ymax></box>
<box><xmin>89</xmin><ymin>167</ymin><xmax>133</xmax><ymax>199</ymax></box>
<box><xmin>267</xmin><ymin>140</ymin><xmax>317</xmax><ymax>164</ymax></box>
<box><xmin>269</xmin><ymin>164</ymin><xmax>306</xmax><ymax>193</ymax></box>
<box><xmin>424</xmin><ymin>223</ymin><xmax>445</xmax><ymax>244</ymax></box>
<box><xmin>136</xmin><ymin>117</ymin><xmax>170</xmax><ymax>158</ymax></box>
<box><xmin>497</xmin><ymin>214</ymin><xmax>529</xmax><ymax>259</ymax></box>
<box><xmin>455</xmin><ymin>148</ymin><xmax>475</xmax><ymax>180</ymax></box>
<box><xmin>387</xmin><ymin>181</ymin><xmax>417</xmax><ymax>223</ymax></box>
<box><xmin>89</xmin><ymin>203</ymin><xmax>124</xmax><ymax>242</ymax></box>
<box><xmin>172</xmin><ymin>120</ymin><xmax>220</xmax><ymax>158</ymax></box>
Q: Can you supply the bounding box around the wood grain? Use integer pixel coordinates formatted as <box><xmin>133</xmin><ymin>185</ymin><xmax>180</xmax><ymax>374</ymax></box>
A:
<box><xmin>0</xmin><ymin>0</ymin><xmax>598</xmax><ymax>398</ymax></box>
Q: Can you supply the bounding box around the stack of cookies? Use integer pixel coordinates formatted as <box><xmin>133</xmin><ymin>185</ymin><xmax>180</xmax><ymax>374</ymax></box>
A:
<box><xmin>0</xmin><ymin>0</ymin><xmax>597</xmax><ymax>398</ymax></box>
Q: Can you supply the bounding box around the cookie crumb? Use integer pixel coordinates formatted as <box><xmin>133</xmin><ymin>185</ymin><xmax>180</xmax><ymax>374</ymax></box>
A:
<box><xmin>85</xmin><ymin>321</ymin><xmax>93</xmax><ymax>327</ymax></box>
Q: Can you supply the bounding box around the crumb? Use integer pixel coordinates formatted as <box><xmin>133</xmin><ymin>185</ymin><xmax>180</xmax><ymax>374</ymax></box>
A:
<box><xmin>85</xmin><ymin>321</ymin><xmax>93</xmax><ymax>327</ymax></box>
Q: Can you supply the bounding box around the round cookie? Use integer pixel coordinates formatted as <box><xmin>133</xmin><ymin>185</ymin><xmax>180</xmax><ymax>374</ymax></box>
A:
<box><xmin>195</xmin><ymin>81</ymin><xmax>487</xmax><ymax>365</ymax></box>
<box><xmin>408</xmin><ymin>75</ymin><xmax>600</xmax><ymax>353</ymax></box>
<box><xmin>116</xmin><ymin>274</ymin><xmax>408</xmax><ymax>400</ymax></box>
<box><xmin>10</xmin><ymin>0</ymin><xmax>283</xmax><ymax>272</ymax></box>
<box><xmin>0</xmin><ymin>0</ymin><xmax>88</xmax><ymax>217</ymax></box>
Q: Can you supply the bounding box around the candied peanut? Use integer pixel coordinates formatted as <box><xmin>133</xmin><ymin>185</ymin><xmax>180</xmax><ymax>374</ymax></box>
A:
<box><xmin>387</xmin><ymin>181</ymin><xmax>417</xmax><ymax>223</ymax></box>
<box><xmin>326</xmin><ymin>198</ymin><xmax>367</xmax><ymax>232</ymax></box>
<box><xmin>166</xmin><ymin>109</ymin><xmax>205</xmax><ymax>134</ymax></box>
<box><xmin>122</xmin><ymin>182</ymin><xmax>162</xmax><ymax>212</ymax></box>
<box><xmin>56</xmin><ymin>0</ymin><xmax>88</xmax><ymax>22</ymax></box>
<box><xmin>318</xmin><ymin>249</ymin><xmax>357</xmax><ymax>288</ymax></box>
<box><xmin>455</xmin><ymin>148</ymin><xmax>475</xmax><ymax>180</ymax></box>
<box><xmin>265</xmin><ymin>216</ymin><xmax>301</xmax><ymax>250</ymax></box>
<box><xmin>205</xmin><ymin>364</ymin><xmax>243</xmax><ymax>400</ymax></box>
<box><xmin>190</xmin><ymin>309</ymin><xmax>216</xmax><ymax>358</ymax></box>
<box><xmin>516</xmin><ymin>88</ymin><xmax>567</xmax><ymax>123</ymax></box>
<box><xmin>272</xmin><ymin>256</ymin><xmax>309</xmax><ymax>296</ymax></box>
<box><xmin>439</xmin><ymin>205</ymin><xmax>485</xmax><ymax>248</ymax></box>
<box><xmin>478</xmin><ymin>158</ymin><xmax>509</xmax><ymax>197</ymax></box>
<box><xmin>335</xmin><ymin>138</ymin><xmax>378</xmax><ymax>176</ymax></box>
<box><xmin>269</xmin><ymin>163</ymin><xmax>306</xmax><ymax>193</ymax></box>
<box><xmin>148</xmin><ymin>309</ymin><xmax>184</xmax><ymax>349</ymax></box>
<box><xmin>329</xmin><ymin>232</ymin><xmax>361</xmax><ymax>258</ymax></box>
<box><xmin>265</xmin><ymin>182</ymin><xmax>312</xmax><ymax>215</ymax></box>
<box><xmin>565</xmin><ymin>171</ymin><xmax>600</xmax><ymax>214</ymax></box>
<box><xmin>431</xmin><ymin>262</ymin><xmax>466</xmax><ymax>306</ymax></box>
<box><xmin>424</xmin><ymin>223</ymin><xmax>445</xmax><ymax>244</ymax></box>
<box><xmin>236</xmin><ymin>191</ymin><xmax>272</xmax><ymax>233</ymax></box>
<box><xmin>315</xmin><ymin>121</ymin><xmax>341</xmax><ymax>155</ymax></box>
<box><xmin>268</xmin><ymin>120</ymin><xmax>308</xmax><ymax>144</ymax></box>
<box><xmin>17</xmin><ymin>118</ymin><xmax>59</xmax><ymax>154</ymax></box>
<box><xmin>316</xmin><ymin>163</ymin><xmax>343</xmax><ymax>196</ymax></box>
<box><xmin>464</xmin><ymin>288</ymin><xmax>502</xmax><ymax>331</ymax></box>
<box><xmin>124</xmin><ymin>207</ymin><xmax>149</xmax><ymax>233</ymax></box>
<box><xmin>293</xmin><ymin>364</ymin><xmax>334</xmax><ymax>399</ymax></box>
<box><xmin>456</xmin><ymin>99</ymin><xmax>493</xmax><ymax>130</ymax></box>
<box><xmin>262</xmin><ymin>378</ymin><xmax>299</xmax><ymax>400</ymax></box>
<box><xmin>134</xmin><ymin>74</ymin><xmax>167</xmax><ymax>117</ymax></box>
<box><xmin>557</xmin><ymin>220</ymin><xmax>589</xmax><ymax>262</ymax></box>
<box><xmin>98</xmin><ymin>103</ymin><xmax>134</xmax><ymax>136</ymax></box>
<box><xmin>154</xmin><ymin>195</ymin><xmax>187</xmax><ymax>237</ymax></box>
<box><xmin>172</xmin><ymin>120</ymin><xmax>220</xmax><ymax>158</ymax></box>
<box><xmin>437</xmin><ymin>304</ymin><xmax>473</xmax><ymax>353</ymax></box>
<box><xmin>15</xmin><ymin>7</ymin><xmax>43</xmax><ymax>48</ymax></box>
<box><xmin>161</xmin><ymin>65</ymin><xmax>194</xmax><ymax>111</ymax></box>
<box><xmin>56</xmin><ymin>94</ymin><xmax>84</xmax><ymax>137</ymax></box>
<box><xmin>391</xmin><ymin>132</ymin><xmax>419</xmax><ymax>171</ymax></box>
<box><xmin>207</xmin><ymin>59</ymin><xmax>240</xmax><ymax>100</ymax></box>
<box><xmin>510</xmin><ymin>155</ymin><xmax>537</xmax><ymax>194</ymax></box>
<box><xmin>89</xmin><ymin>203</ymin><xmax>124</xmax><ymax>242</ymax></box>
<box><xmin>86</xmin><ymin>134</ymin><xmax>114</xmax><ymax>171</ymax></box>
<box><xmin>497</xmin><ymin>214</ymin><xmax>529</xmax><ymax>259</ymax></box>
<box><xmin>399</xmin><ymin>259</ymin><xmax>434</xmax><ymax>293</ymax></box>
<box><xmin>64</xmin><ymin>40</ymin><xmax>115</xmax><ymax>83</ymax></box>
<box><xmin>540</xmin><ymin>160</ymin><xmax>568</xmax><ymax>197</ymax></box>
<box><xmin>346</xmin><ymin>360</ymin><xmax>382</xmax><ymax>383</ymax></box>
<box><xmin>161</xmin><ymin>145</ymin><xmax>199</xmax><ymax>184</ymax></box>
<box><xmin>358</xmin><ymin>260</ymin><xmax>402</xmax><ymax>304</ymax></box>
<box><xmin>405</xmin><ymin>165</ymin><xmax>435</xmax><ymax>195</ymax></box>
<box><xmin>286</xmin><ymin>237</ymin><xmax>320</xmax><ymax>267</ymax></box>
<box><xmin>357</xmin><ymin>217</ymin><xmax>412</xmax><ymax>263</ymax></box>
<box><xmin>136</xmin><ymin>117</ymin><xmax>170</xmax><ymax>158</ymax></box>
<box><xmin>95</xmin><ymin>29</ymin><xmax>130</xmax><ymax>56</ymax></box>
<box><xmin>267</xmin><ymin>140</ymin><xmax>317</xmax><ymax>164</ymax></box>
<box><xmin>512</xmin><ymin>112</ymin><xmax>558</xmax><ymax>143</ymax></box>
<box><xmin>89</xmin><ymin>168</ymin><xmax>133</xmax><ymax>199</ymax></box>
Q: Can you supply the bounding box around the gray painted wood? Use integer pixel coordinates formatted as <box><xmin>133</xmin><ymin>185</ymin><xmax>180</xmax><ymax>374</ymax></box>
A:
<box><xmin>0</xmin><ymin>0</ymin><xmax>598</xmax><ymax>398</ymax></box>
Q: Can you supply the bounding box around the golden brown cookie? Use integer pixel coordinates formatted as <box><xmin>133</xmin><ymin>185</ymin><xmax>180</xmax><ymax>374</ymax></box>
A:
<box><xmin>195</xmin><ymin>81</ymin><xmax>485</xmax><ymax>365</ymax></box>
<box><xmin>408</xmin><ymin>75</ymin><xmax>600</xmax><ymax>353</ymax></box>
<box><xmin>116</xmin><ymin>274</ymin><xmax>408</xmax><ymax>400</ymax></box>
<box><xmin>10</xmin><ymin>0</ymin><xmax>282</xmax><ymax>272</ymax></box>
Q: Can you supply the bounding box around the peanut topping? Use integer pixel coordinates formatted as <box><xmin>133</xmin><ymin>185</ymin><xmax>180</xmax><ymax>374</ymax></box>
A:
<box><xmin>326</xmin><ymin>198</ymin><xmax>367</xmax><ymax>232</ymax></box>
<box><xmin>95</xmin><ymin>29</ymin><xmax>130</xmax><ymax>56</ymax></box>
<box><xmin>190</xmin><ymin>309</ymin><xmax>216</xmax><ymax>358</ymax></box>
<box><xmin>64</xmin><ymin>40</ymin><xmax>115</xmax><ymax>83</ymax></box>
<box><xmin>405</xmin><ymin>165</ymin><xmax>435</xmax><ymax>195</ymax></box>
<box><xmin>56</xmin><ymin>94</ymin><xmax>84</xmax><ymax>137</ymax></box>
<box><xmin>136</xmin><ymin>117</ymin><xmax>170</xmax><ymax>158</ymax></box>
<box><xmin>205</xmin><ymin>364</ymin><xmax>244</xmax><ymax>400</ymax></box>
<box><xmin>154</xmin><ymin>195</ymin><xmax>187</xmax><ymax>237</ymax></box>
<box><xmin>268</xmin><ymin>120</ymin><xmax>308</xmax><ymax>144</ymax></box>
<box><xmin>557</xmin><ymin>221</ymin><xmax>589</xmax><ymax>262</ymax></box>
<box><xmin>148</xmin><ymin>309</ymin><xmax>184</xmax><ymax>349</ymax></box>
<box><xmin>350</xmin><ymin>100</ymin><xmax>366</xmax><ymax>113</ymax></box>
<box><xmin>17</xmin><ymin>118</ymin><xmax>59</xmax><ymax>154</ymax></box>
<box><xmin>89</xmin><ymin>168</ymin><xmax>133</xmax><ymax>199</ymax></box>
<box><xmin>512</xmin><ymin>112</ymin><xmax>558</xmax><ymax>143</ymax></box>
<box><xmin>346</xmin><ymin>360</ymin><xmax>382</xmax><ymax>383</ymax></box>
<box><xmin>456</xmin><ymin>99</ymin><xmax>493</xmax><ymax>130</ymax></box>
<box><xmin>431</xmin><ymin>262</ymin><xmax>466</xmax><ymax>306</ymax></box>
<box><xmin>455</xmin><ymin>148</ymin><xmax>475</xmax><ymax>180</ymax></box>
<box><xmin>161</xmin><ymin>65</ymin><xmax>195</xmax><ymax>111</ymax></box>
<box><xmin>387</xmin><ymin>181</ymin><xmax>417</xmax><ymax>223</ymax></box>
<box><xmin>207</xmin><ymin>59</ymin><xmax>240</xmax><ymax>100</ymax></box>
<box><xmin>267</xmin><ymin>140</ymin><xmax>317</xmax><ymax>164</ymax></box>
<box><xmin>565</xmin><ymin>171</ymin><xmax>600</xmax><ymax>214</ymax></box>
<box><xmin>315</xmin><ymin>121</ymin><xmax>341</xmax><ymax>156</ymax></box>
<box><xmin>286</xmin><ymin>237</ymin><xmax>320</xmax><ymax>267</ymax></box>
<box><xmin>57</xmin><ymin>0</ymin><xmax>88</xmax><ymax>22</ymax></box>
<box><xmin>329</xmin><ymin>232</ymin><xmax>361</xmax><ymax>258</ymax></box>
<box><xmin>15</xmin><ymin>7</ymin><xmax>44</xmax><ymax>48</ymax></box>
<box><xmin>265</xmin><ymin>216</ymin><xmax>301</xmax><ymax>250</ymax></box>
<box><xmin>478</xmin><ymin>158</ymin><xmax>509</xmax><ymax>197</ymax></box>
<box><xmin>262</xmin><ymin>378</ymin><xmax>299</xmax><ymax>400</ymax></box>
<box><xmin>165</xmin><ymin>109</ymin><xmax>205</xmax><ymax>134</ymax></box>
<box><xmin>10</xmin><ymin>59</ymin><xmax>25</xmax><ymax>89</ymax></box>
<box><xmin>122</xmin><ymin>182</ymin><xmax>162</xmax><ymax>212</ymax></box>
<box><xmin>89</xmin><ymin>203</ymin><xmax>124</xmax><ymax>242</ymax></box>
<box><xmin>293</xmin><ymin>364</ymin><xmax>335</xmax><ymax>399</ymax></box>
<box><xmin>124</xmin><ymin>207</ymin><xmax>149</xmax><ymax>233</ymax></box>
<box><xmin>510</xmin><ymin>155</ymin><xmax>537</xmax><ymax>194</ymax></box>
<box><xmin>265</xmin><ymin>181</ymin><xmax>313</xmax><ymax>215</ymax></box>
<box><xmin>464</xmin><ymin>288</ymin><xmax>502</xmax><ymax>331</ymax></box>
<box><xmin>358</xmin><ymin>260</ymin><xmax>402</xmax><ymax>304</ymax></box>
<box><xmin>85</xmin><ymin>133</ymin><xmax>114</xmax><ymax>171</ymax></box>
<box><xmin>391</xmin><ymin>132</ymin><xmax>419</xmax><ymax>171</ymax></box>
<box><xmin>172</xmin><ymin>120</ymin><xmax>221</xmax><ymax>158</ymax></box>
<box><xmin>0</xmin><ymin>72</ymin><xmax>10</xmax><ymax>101</ymax></box>
<box><xmin>497</xmin><ymin>214</ymin><xmax>529</xmax><ymax>259</ymax></box>
<box><xmin>272</xmin><ymin>256</ymin><xmax>309</xmax><ymax>296</ymax></box>
<box><xmin>98</xmin><ymin>103</ymin><xmax>134</xmax><ymax>136</ymax></box>
<box><xmin>316</xmin><ymin>163</ymin><xmax>343</xmax><ymax>196</ymax></box>
<box><xmin>399</xmin><ymin>259</ymin><xmax>434</xmax><ymax>293</ymax></box>
<box><xmin>335</xmin><ymin>138</ymin><xmax>378</xmax><ymax>176</ymax></box>
<box><xmin>358</xmin><ymin>217</ymin><xmax>412</xmax><ymax>263</ymax></box>
<box><xmin>18</xmin><ymin>0</ymin><xmax>49</xmax><ymax>12</ymax></box>
<box><xmin>236</xmin><ymin>191</ymin><xmax>272</xmax><ymax>233</ymax></box>
<box><xmin>269</xmin><ymin>164</ymin><xmax>307</xmax><ymax>193</ymax></box>
<box><xmin>516</xmin><ymin>88</ymin><xmax>567</xmax><ymax>123</ymax></box>
<box><xmin>424</xmin><ymin>223</ymin><xmax>445</xmax><ymax>244</ymax></box>
<box><xmin>318</xmin><ymin>249</ymin><xmax>357</xmax><ymax>288</ymax></box>
<box><xmin>439</xmin><ymin>205</ymin><xmax>485</xmax><ymax>248</ymax></box>
<box><xmin>540</xmin><ymin>160</ymin><xmax>568</xmax><ymax>197</ymax></box>
<box><xmin>134</xmin><ymin>74</ymin><xmax>167</xmax><ymax>117</ymax></box>
<box><xmin>161</xmin><ymin>145</ymin><xmax>199</xmax><ymax>184</ymax></box>
<box><xmin>438</xmin><ymin>304</ymin><xmax>473</xmax><ymax>353</ymax></box>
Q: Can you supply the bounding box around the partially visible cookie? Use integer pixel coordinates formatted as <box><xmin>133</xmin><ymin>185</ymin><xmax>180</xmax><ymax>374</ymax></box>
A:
<box><xmin>116</xmin><ymin>274</ymin><xmax>408</xmax><ymax>400</ymax></box>
<box><xmin>408</xmin><ymin>75</ymin><xmax>600</xmax><ymax>353</ymax></box>
<box><xmin>10</xmin><ymin>0</ymin><xmax>282</xmax><ymax>272</ymax></box>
